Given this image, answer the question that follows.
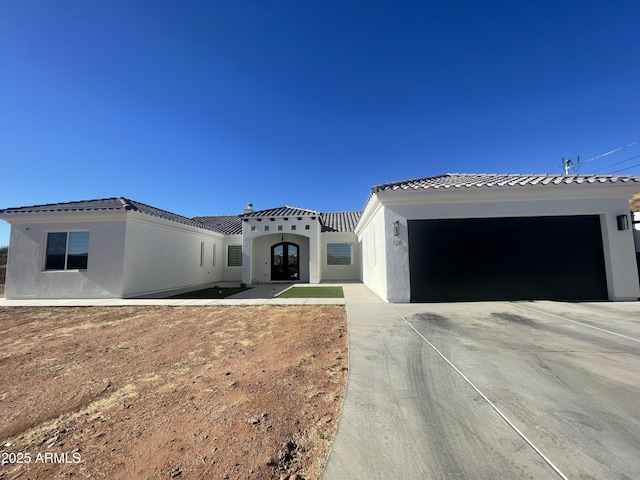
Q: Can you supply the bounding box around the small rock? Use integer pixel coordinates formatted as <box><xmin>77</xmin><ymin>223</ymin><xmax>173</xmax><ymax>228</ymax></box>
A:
<box><xmin>170</xmin><ymin>468</ymin><xmax>182</xmax><ymax>478</ymax></box>
<box><xmin>248</xmin><ymin>417</ymin><xmax>260</xmax><ymax>425</ymax></box>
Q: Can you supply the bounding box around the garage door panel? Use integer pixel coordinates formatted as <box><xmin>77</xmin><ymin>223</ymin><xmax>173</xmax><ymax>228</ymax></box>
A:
<box><xmin>408</xmin><ymin>216</ymin><xmax>608</xmax><ymax>302</ymax></box>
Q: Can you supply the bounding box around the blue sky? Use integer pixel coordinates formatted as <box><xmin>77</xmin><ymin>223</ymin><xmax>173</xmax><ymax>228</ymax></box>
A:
<box><xmin>1</xmin><ymin>1</ymin><xmax>640</xmax><ymax>246</ymax></box>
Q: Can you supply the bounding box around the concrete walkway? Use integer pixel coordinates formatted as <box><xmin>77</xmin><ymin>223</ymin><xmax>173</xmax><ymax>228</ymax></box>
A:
<box><xmin>0</xmin><ymin>283</ymin><xmax>346</xmax><ymax>306</ymax></box>
<box><xmin>322</xmin><ymin>285</ymin><xmax>399</xmax><ymax>480</ymax></box>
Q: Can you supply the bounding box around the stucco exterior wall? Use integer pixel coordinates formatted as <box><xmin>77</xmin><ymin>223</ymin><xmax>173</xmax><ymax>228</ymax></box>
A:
<box><xmin>356</xmin><ymin>201</ymin><xmax>388</xmax><ymax>301</ymax></box>
<box><xmin>121</xmin><ymin>214</ymin><xmax>225</xmax><ymax>297</ymax></box>
<box><xmin>381</xmin><ymin>194</ymin><xmax>639</xmax><ymax>302</ymax></box>
<box><xmin>383</xmin><ymin>208</ymin><xmax>410</xmax><ymax>302</ymax></box>
<box><xmin>320</xmin><ymin>232</ymin><xmax>360</xmax><ymax>281</ymax></box>
<box><xmin>3</xmin><ymin>216</ymin><xmax>127</xmax><ymax>299</ymax></box>
<box><xmin>250</xmin><ymin>233</ymin><xmax>310</xmax><ymax>283</ymax></box>
<box><xmin>242</xmin><ymin>216</ymin><xmax>321</xmax><ymax>284</ymax></box>
<box><xmin>222</xmin><ymin>235</ymin><xmax>243</xmax><ymax>282</ymax></box>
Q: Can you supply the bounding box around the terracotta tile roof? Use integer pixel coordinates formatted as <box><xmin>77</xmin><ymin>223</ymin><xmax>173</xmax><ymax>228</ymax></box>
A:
<box><xmin>320</xmin><ymin>212</ymin><xmax>361</xmax><ymax>232</ymax></box>
<box><xmin>372</xmin><ymin>173</ymin><xmax>640</xmax><ymax>192</ymax></box>
<box><xmin>193</xmin><ymin>215</ymin><xmax>242</xmax><ymax>235</ymax></box>
<box><xmin>0</xmin><ymin>197</ymin><xmax>219</xmax><ymax>232</ymax></box>
<box><xmin>239</xmin><ymin>206</ymin><xmax>321</xmax><ymax>218</ymax></box>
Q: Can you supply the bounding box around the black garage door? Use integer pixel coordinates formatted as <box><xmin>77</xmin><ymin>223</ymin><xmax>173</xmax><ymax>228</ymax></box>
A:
<box><xmin>408</xmin><ymin>216</ymin><xmax>608</xmax><ymax>302</ymax></box>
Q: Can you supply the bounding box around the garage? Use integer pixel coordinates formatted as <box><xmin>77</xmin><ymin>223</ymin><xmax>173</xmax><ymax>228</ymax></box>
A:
<box><xmin>408</xmin><ymin>215</ymin><xmax>608</xmax><ymax>302</ymax></box>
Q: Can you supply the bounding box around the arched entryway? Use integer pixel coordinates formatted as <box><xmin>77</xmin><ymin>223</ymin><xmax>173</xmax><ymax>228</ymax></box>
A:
<box><xmin>271</xmin><ymin>242</ymin><xmax>299</xmax><ymax>281</ymax></box>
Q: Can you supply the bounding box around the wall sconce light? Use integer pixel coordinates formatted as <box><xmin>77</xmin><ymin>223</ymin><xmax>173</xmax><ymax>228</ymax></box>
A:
<box><xmin>617</xmin><ymin>214</ymin><xmax>629</xmax><ymax>231</ymax></box>
<box><xmin>393</xmin><ymin>220</ymin><xmax>400</xmax><ymax>236</ymax></box>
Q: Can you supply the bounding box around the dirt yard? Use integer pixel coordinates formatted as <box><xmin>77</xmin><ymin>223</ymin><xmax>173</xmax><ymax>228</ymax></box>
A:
<box><xmin>0</xmin><ymin>306</ymin><xmax>348</xmax><ymax>479</ymax></box>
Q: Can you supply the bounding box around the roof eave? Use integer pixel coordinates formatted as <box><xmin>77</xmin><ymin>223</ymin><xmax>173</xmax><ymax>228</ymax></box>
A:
<box><xmin>0</xmin><ymin>209</ymin><xmax>129</xmax><ymax>224</ymax></box>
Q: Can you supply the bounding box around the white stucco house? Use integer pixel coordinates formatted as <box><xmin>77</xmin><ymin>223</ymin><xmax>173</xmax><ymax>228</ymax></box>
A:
<box><xmin>2</xmin><ymin>173</ymin><xmax>639</xmax><ymax>302</ymax></box>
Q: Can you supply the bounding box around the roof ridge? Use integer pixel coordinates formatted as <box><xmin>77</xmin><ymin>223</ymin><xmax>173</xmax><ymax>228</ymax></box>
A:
<box><xmin>0</xmin><ymin>197</ymin><xmax>136</xmax><ymax>213</ymax></box>
<box><xmin>282</xmin><ymin>205</ymin><xmax>320</xmax><ymax>212</ymax></box>
<box><xmin>7</xmin><ymin>196</ymin><xmax>125</xmax><ymax>210</ymax></box>
<box><xmin>240</xmin><ymin>205</ymin><xmax>321</xmax><ymax>217</ymax></box>
<box><xmin>117</xmin><ymin>197</ymin><xmax>139</xmax><ymax>211</ymax></box>
<box><xmin>126</xmin><ymin>201</ymin><xmax>221</xmax><ymax>232</ymax></box>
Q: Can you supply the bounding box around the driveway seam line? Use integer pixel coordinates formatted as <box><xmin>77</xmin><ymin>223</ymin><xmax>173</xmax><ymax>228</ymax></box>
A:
<box><xmin>389</xmin><ymin>305</ymin><xmax>569</xmax><ymax>480</ymax></box>
<box><xmin>512</xmin><ymin>302</ymin><xmax>640</xmax><ymax>343</ymax></box>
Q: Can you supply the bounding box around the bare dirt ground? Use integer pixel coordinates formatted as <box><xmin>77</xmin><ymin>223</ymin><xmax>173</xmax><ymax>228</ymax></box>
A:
<box><xmin>0</xmin><ymin>306</ymin><xmax>348</xmax><ymax>479</ymax></box>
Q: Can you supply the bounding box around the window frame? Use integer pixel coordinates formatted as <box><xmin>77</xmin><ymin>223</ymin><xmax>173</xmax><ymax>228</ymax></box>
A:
<box><xmin>227</xmin><ymin>245</ymin><xmax>243</xmax><ymax>267</ymax></box>
<box><xmin>326</xmin><ymin>242</ymin><xmax>352</xmax><ymax>266</ymax></box>
<box><xmin>44</xmin><ymin>231</ymin><xmax>90</xmax><ymax>271</ymax></box>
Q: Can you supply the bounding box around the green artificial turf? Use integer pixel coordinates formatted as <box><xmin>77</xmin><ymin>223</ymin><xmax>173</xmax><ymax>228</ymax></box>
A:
<box><xmin>169</xmin><ymin>287</ymin><xmax>248</xmax><ymax>299</ymax></box>
<box><xmin>277</xmin><ymin>286</ymin><xmax>344</xmax><ymax>298</ymax></box>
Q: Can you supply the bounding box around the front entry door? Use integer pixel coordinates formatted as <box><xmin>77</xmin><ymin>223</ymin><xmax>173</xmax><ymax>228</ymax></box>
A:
<box><xmin>271</xmin><ymin>242</ymin><xmax>299</xmax><ymax>281</ymax></box>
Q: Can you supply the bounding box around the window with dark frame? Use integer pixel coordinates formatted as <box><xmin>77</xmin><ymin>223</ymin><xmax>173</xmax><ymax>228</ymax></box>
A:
<box><xmin>327</xmin><ymin>243</ymin><xmax>351</xmax><ymax>265</ymax></box>
<box><xmin>227</xmin><ymin>245</ymin><xmax>242</xmax><ymax>267</ymax></box>
<box><xmin>45</xmin><ymin>231</ymin><xmax>90</xmax><ymax>270</ymax></box>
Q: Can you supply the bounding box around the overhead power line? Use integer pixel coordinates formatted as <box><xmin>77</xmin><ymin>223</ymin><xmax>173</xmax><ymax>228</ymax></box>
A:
<box><xmin>577</xmin><ymin>139</ymin><xmax>640</xmax><ymax>166</ymax></box>
<box><xmin>592</xmin><ymin>153</ymin><xmax>640</xmax><ymax>173</ymax></box>
<box><xmin>560</xmin><ymin>138</ymin><xmax>640</xmax><ymax>174</ymax></box>
<box><xmin>609</xmin><ymin>160</ymin><xmax>640</xmax><ymax>174</ymax></box>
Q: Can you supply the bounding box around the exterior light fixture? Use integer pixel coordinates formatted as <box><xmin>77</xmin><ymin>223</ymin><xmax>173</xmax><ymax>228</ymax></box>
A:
<box><xmin>617</xmin><ymin>214</ymin><xmax>629</xmax><ymax>231</ymax></box>
<box><xmin>271</xmin><ymin>288</ymin><xmax>276</xmax><ymax>298</ymax></box>
<box><xmin>393</xmin><ymin>220</ymin><xmax>400</xmax><ymax>236</ymax></box>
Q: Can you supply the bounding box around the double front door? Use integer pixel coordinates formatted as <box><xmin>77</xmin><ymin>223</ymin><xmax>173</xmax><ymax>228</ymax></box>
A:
<box><xmin>271</xmin><ymin>242</ymin><xmax>299</xmax><ymax>281</ymax></box>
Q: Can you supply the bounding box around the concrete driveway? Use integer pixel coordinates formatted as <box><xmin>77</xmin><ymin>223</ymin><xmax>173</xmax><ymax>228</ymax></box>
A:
<box><xmin>323</xmin><ymin>298</ymin><xmax>640</xmax><ymax>480</ymax></box>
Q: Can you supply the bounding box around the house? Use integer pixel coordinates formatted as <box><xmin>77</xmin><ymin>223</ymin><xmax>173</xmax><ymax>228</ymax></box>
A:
<box><xmin>1</xmin><ymin>173</ymin><xmax>639</xmax><ymax>302</ymax></box>
<box><xmin>0</xmin><ymin>198</ymin><xmax>360</xmax><ymax>299</ymax></box>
